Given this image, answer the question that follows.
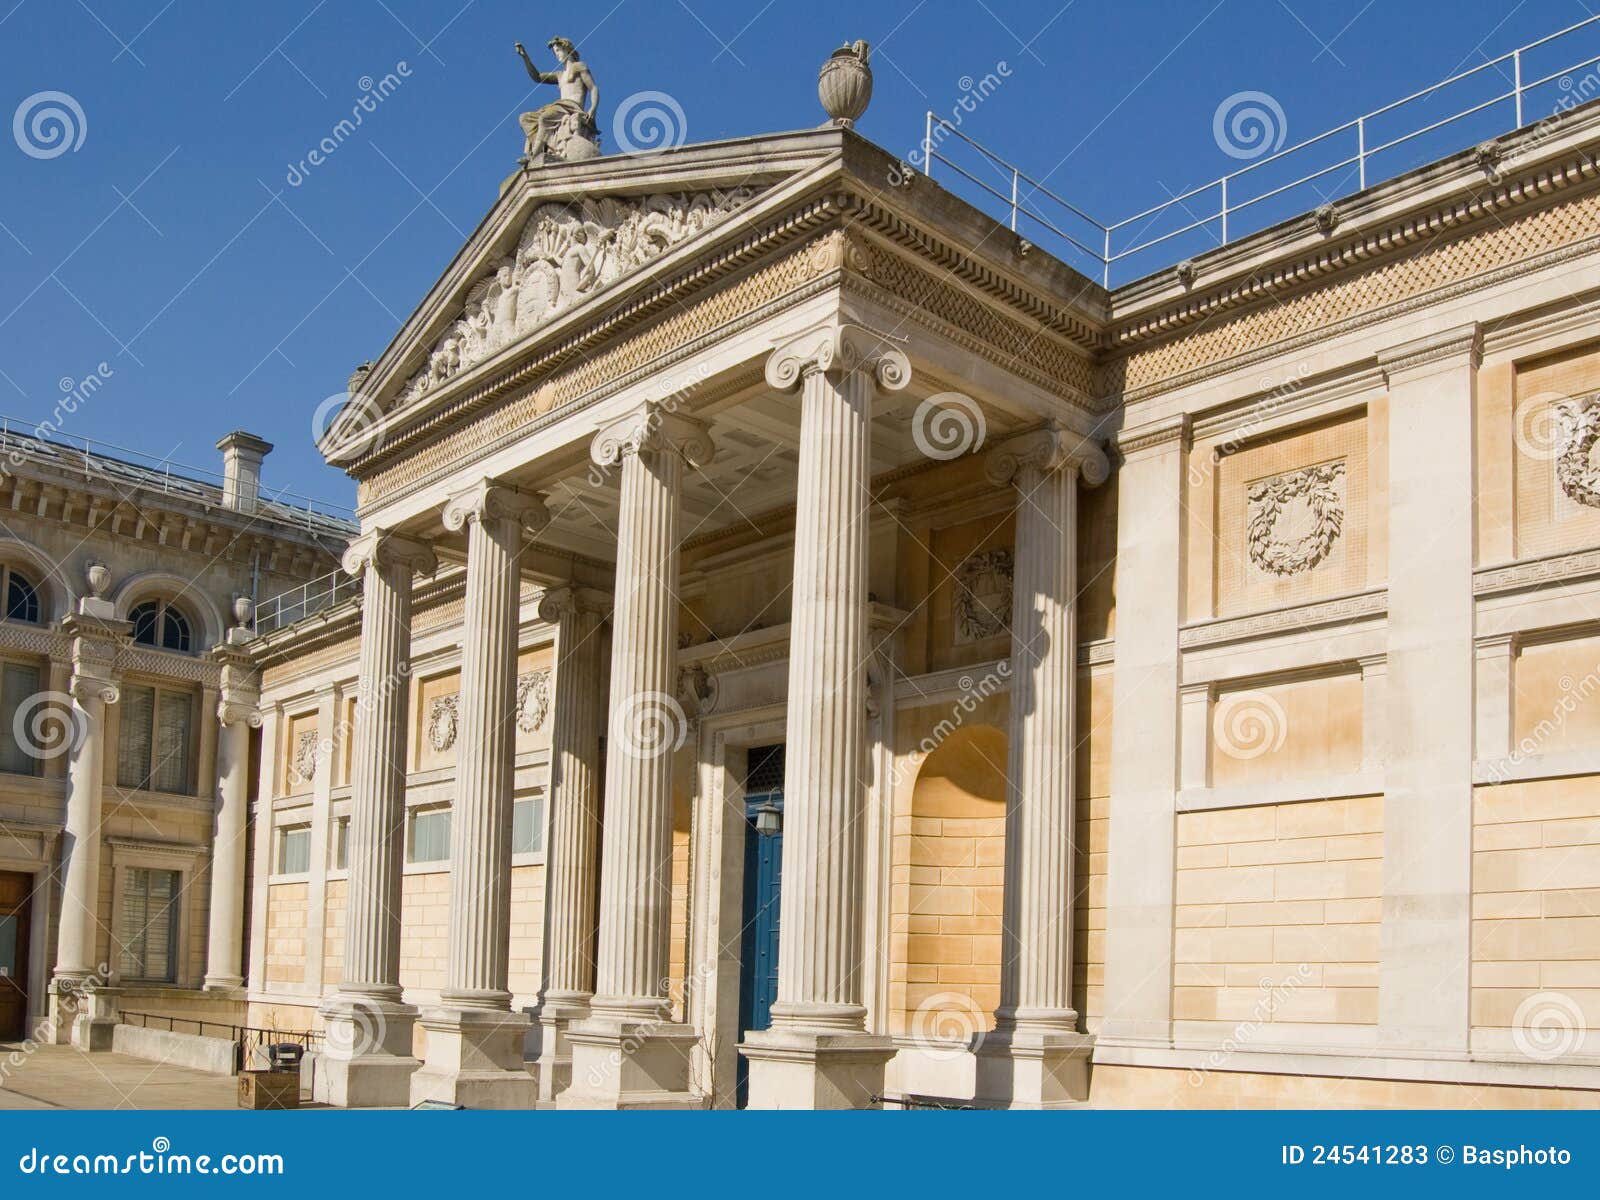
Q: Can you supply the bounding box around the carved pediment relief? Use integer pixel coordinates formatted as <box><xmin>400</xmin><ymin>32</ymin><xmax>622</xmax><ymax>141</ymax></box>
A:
<box><xmin>954</xmin><ymin>548</ymin><xmax>1013</xmax><ymax>643</ymax></box>
<box><xmin>397</xmin><ymin>187</ymin><xmax>761</xmax><ymax>405</ymax></box>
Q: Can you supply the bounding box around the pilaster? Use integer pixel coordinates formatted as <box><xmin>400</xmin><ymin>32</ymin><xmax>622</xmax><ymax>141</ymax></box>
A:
<box><xmin>204</xmin><ymin>638</ymin><xmax>261</xmax><ymax>992</ymax></box>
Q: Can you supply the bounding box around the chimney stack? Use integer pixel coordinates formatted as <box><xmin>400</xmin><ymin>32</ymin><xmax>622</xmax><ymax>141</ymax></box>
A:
<box><xmin>216</xmin><ymin>431</ymin><xmax>273</xmax><ymax>514</ymax></box>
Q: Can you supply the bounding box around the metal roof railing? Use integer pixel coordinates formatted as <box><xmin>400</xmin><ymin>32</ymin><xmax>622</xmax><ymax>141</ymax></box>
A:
<box><xmin>254</xmin><ymin>567</ymin><xmax>362</xmax><ymax>635</ymax></box>
<box><xmin>919</xmin><ymin>14</ymin><xmax>1600</xmax><ymax>286</ymax></box>
<box><xmin>0</xmin><ymin>415</ymin><xmax>356</xmax><ymax>537</ymax></box>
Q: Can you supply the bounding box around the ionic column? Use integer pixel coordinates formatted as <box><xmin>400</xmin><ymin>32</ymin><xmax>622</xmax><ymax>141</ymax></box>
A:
<box><xmin>559</xmin><ymin>400</ymin><xmax>712</xmax><ymax>1111</ymax></box>
<box><xmin>412</xmin><ymin>479</ymin><xmax>548</xmax><ymax>1109</ymax></box>
<box><xmin>976</xmin><ymin>422</ymin><xmax>1107</xmax><ymax>1108</ymax></box>
<box><xmin>52</xmin><ymin>609</ymin><xmax>126</xmax><ymax>1050</ymax></box>
<box><xmin>203</xmin><ymin>637</ymin><xmax>261</xmax><ymax>991</ymax></box>
<box><xmin>534</xmin><ymin>585</ymin><xmax>606</xmax><ymax>1102</ymax></box>
<box><xmin>315</xmin><ymin>528</ymin><xmax>436</xmax><ymax>1109</ymax></box>
<box><xmin>741</xmin><ymin>321</ymin><xmax>909</xmax><ymax>1110</ymax></box>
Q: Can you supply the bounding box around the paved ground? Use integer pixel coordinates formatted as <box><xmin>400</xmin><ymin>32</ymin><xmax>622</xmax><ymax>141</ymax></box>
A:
<box><xmin>0</xmin><ymin>1043</ymin><xmax>246</xmax><ymax>1110</ymax></box>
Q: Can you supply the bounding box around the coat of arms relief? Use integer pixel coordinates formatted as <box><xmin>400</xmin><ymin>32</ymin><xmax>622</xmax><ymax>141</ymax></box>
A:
<box><xmin>290</xmin><ymin>730</ymin><xmax>320</xmax><ymax>786</ymax></box>
<box><xmin>1246</xmin><ymin>460</ymin><xmax>1347</xmax><ymax>577</ymax></box>
<box><xmin>953</xmin><ymin>548</ymin><xmax>1014</xmax><ymax>643</ymax></box>
<box><xmin>397</xmin><ymin>188</ymin><xmax>760</xmax><ymax>405</ymax></box>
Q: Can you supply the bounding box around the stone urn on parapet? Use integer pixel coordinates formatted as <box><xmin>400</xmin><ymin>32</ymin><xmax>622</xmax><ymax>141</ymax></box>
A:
<box><xmin>818</xmin><ymin>40</ymin><xmax>873</xmax><ymax>127</ymax></box>
<box><xmin>515</xmin><ymin>36</ymin><xmax>601</xmax><ymax>166</ymax></box>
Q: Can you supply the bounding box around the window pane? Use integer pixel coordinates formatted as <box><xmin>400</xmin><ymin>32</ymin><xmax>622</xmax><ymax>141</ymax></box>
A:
<box><xmin>116</xmin><ymin>685</ymin><xmax>154</xmax><ymax>789</ymax></box>
<box><xmin>162</xmin><ymin>608</ymin><xmax>191</xmax><ymax>652</ymax></box>
<box><xmin>278</xmin><ymin>827</ymin><xmax>310</xmax><ymax>874</ymax></box>
<box><xmin>0</xmin><ymin>663</ymin><xmax>40</xmax><ymax>776</ymax></box>
<box><xmin>5</xmin><ymin>572</ymin><xmax>38</xmax><ymax>623</ymax></box>
<box><xmin>152</xmin><ymin>690</ymin><xmax>192</xmax><ymax>794</ymax></box>
<box><xmin>119</xmin><ymin>867</ymin><xmax>178</xmax><ymax>982</ymax></box>
<box><xmin>410</xmin><ymin>808</ymin><xmax>451</xmax><ymax>863</ymax></box>
<box><xmin>130</xmin><ymin>602</ymin><xmax>159</xmax><ymax>647</ymax></box>
<box><xmin>512</xmin><ymin>796</ymin><xmax>543</xmax><ymax>855</ymax></box>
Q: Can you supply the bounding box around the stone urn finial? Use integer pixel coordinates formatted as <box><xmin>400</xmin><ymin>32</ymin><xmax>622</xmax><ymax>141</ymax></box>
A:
<box><xmin>819</xmin><ymin>40</ymin><xmax>873</xmax><ymax>128</ymax></box>
<box><xmin>348</xmin><ymin>362</ymin><xmax>373</xmax><ymax>398</ymax></box>
<box><xmin>85</xmin><ymin>561</ymin><xmax>110</xmax><ymax>599</ymax></box>
<box><xmin>232</xmin><ymin>595</ymin><xmax>255</xmax><ymax>629</ymax></box>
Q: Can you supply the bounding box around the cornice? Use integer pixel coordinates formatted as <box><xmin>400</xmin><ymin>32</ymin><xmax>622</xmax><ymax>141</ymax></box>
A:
<box><xmin>1375</xmin><ymin>322</ymin><xmax>1482</xmax><ymax>383</ymax></box>
<box><xmin>1115</xmin><ymin>412</ymin><xmax>1191</xmax><ymax>457</ymax></box>
<box><xmin>1179</xmin><ymin>588</ymin><xmax>1387</xmax><ymax>651</ymax></box>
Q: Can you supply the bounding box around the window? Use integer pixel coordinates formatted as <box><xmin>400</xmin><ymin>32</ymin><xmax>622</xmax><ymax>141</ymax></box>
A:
<box><xmin>0</xmin><ymin>662</ymin><xmax>41</xmax><ymax>776</ymax></box>
<box><xmin>129</xmin><ymin>599</ymin><xmax>193</xmax><ymax>652</ymax></box>
<box><xmin>331</xmin><ymin>817</ymin><xmax>350</xmax><ymax>871</ymax></box>
<box><xmin>276</xmin><ymin>825</ymin><xmax>310</xmax><ymax>875</ymax></box>
<box><xmin>0</xmin><ymin>566</ymin><xmax>39</xmax><ymax>624</ymax></box>
<box><xmin>408</xmin><ymin>806</ymin><xmax>451</xmax><ymax>864</ymax></box>
<box><xmin>116</xmin><ymin>684</ymin><xmax>194</xmax><ymax>794</ymax></box>
<box><xmin>118</xmin><ymin>867</ymin><xmax>178</xmax><ymax>982</ymax></box>
<box><xmin>512</xmin><ymin>795</ymin><xmax>544</xmax><ymax>855</ymax></box>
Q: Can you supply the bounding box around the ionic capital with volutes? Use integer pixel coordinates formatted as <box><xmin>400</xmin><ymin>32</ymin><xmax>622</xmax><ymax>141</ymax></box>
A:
<box><xmin>590</xmin><ymin>401</ymin><xmax>714</xmax><ymax>470</ymax></box>
<box><xmin>442</xmin><ymin>479</ymin><xmax>551</xmax><ymax>535</ymax></box>
<box><xmin>985</xmin><ymin>421</ymin><xmax>1109</xmax><ymax>489</ymax></box>
<box><xmin>341</xmin><ymin>528</ymin><xmax>438</xmax><ymax>580</ymax></box>
<box><xmin>764</xmin><ymin>321</ymin><xmax>912</xmax><ymax>394</ymax></box>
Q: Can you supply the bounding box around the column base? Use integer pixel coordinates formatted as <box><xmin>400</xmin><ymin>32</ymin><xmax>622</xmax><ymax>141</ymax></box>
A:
<box><xmin>974</xmin><ymin>1025</ymin><xmax>1095</xmax><ymax>1109</ymax></box>
<box><xmin>313</xmin><ymin>993</ymin><xmax>420</xmax><ymax>1108</ymax></box>
<box><xmin>534</xmin><ymin>993</ymin><xmax>591</xmax><ymax>1104</ymax></box>
<box><xmin>68</xmin><ymin>987</ymin><xmax>120</xmax><ymax>1053</ymax></box>
<box><xmin>409</xmin><ymin>1005</ymin><xmax>537</xmax><ymax>1109</ymax></box>
<box><xmin>557</xmin><ymin>1014</ymin><xmax>705</xmax><ymax>1109</ymax></box>
<box><xmin>739</xmin><ymin>1027</ymin><xmax>895</xmax><ymax>1110</ymax></box>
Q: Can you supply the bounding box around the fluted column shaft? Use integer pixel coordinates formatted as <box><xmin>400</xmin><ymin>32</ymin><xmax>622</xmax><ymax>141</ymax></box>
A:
<box><xmin>764</xmin><ymin>324</ymin><xmax>910</xmax><ymax>1033</ymax></box>
<box><xmin>773</xmin><ymin>364</ymin><xmax>874</xmax><ymax>1028</ymax></box>
<box><xmin>596</xmin><ymin>444</ymin><xmax>683</xmax><ymax>1015</ymax></box>
<box><xmin>986</xmin><ymin>424</ymin><xmax>1107</xmax><ymax>1034</ymax></box>
<box><xmin>440</xmin><ymin>482</ymin><xmax>547</xmax><ymax>1006</ymax></box>
<box><xmin>55</xmin><ymin>685</ymin><xmax>112</xmax><ymax>980</ymax></box>
<box><xmin>341</xmin><ymin>533</ymin><xmax>434</xmax><ymax>1000</ymax></box>
<box><xmin>589</xmin><ymin>403</ymin><xmax>712</xmax><ymax>1019</ymax></box>
<box><xmin>539</xmin><ymin>589</ymin><xmax>604</xmax><ymax>1004</ymax></box>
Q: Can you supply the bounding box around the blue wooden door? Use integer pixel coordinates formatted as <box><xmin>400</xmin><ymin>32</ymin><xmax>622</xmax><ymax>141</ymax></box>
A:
<box><xmin>736</xmin><ymin>745</ymin><xmax>784</xmax><ymax>1107</ymax></box>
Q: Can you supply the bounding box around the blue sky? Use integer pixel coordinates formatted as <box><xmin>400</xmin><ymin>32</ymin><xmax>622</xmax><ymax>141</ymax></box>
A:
<box><xmin>0</xmin><ymin>0</ymin><xmax>1592</xmax><ymax>505</ymax></box>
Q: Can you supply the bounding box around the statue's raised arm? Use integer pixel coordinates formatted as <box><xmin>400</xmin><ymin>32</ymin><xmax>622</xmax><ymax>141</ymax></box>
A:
<box><xmin>514</xmin><ymin>36</ymin><xmax>602</xmax><ymax>166</ymax></box>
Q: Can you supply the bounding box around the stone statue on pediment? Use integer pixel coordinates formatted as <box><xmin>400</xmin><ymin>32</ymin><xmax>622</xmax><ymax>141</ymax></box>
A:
<box><xmin>515</xmin><ymin>37</ymin><xmax>600</xmax><ymax>166</ymax></box>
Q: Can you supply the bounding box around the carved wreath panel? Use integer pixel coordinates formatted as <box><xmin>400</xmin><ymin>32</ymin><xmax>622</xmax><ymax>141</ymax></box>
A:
<box><xmin>1555</xmin><ymin>396</ymin><xmax>1600</xmax><ymax>509</ymax></box>
<box><xmin>397</xmin><ymin>188</ymin><xmax>759</xmax><ymax>405</ymax></box>
<box><xmin>1246</xmin><ymin>461</ymin><xmax>1346</xmax><ymax>578</ymax></box>
<box><xmin>427</xmin><ymin>695</ymin><xmax>459</xmax><ymax>752</ymax></box>
<box><xmin>954</xmin><ymin>548</ymin><xmax>1013</xmax><ymax>643</ymax></box>
<box><xmin>291</xmin><ymin>730</ymin><xmax>319</xmax><ymax>786</ymax></box>
<box><xmin>515</xmin><ymin>669</ymin><xmax>550</xmax><ymax>733</ymax></box>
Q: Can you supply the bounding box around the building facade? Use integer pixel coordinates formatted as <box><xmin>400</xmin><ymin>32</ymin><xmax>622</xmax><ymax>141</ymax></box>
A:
<box><xmin>15</xmin><ymin>74</ymin><xmax>1600</xmax><ymax>1112</ymax></box>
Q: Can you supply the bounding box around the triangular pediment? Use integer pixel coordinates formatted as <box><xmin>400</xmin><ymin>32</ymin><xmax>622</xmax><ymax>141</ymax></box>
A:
<box><xmin>324</xmin><ymin>130</ymin><xmax>848</xmax><ymax>464</ymax></box>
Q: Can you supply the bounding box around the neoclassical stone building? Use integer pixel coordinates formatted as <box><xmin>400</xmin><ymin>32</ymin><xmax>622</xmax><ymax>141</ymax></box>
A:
<box><xmin>0</xmin><ymin>429</ymin><xmax>347</xmax><ymax>1048</ymax></box>
<box><xmin>26</xmin><ymin>51</ymin><xmax>1600</xmax><ymax>1112</ymax></box>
